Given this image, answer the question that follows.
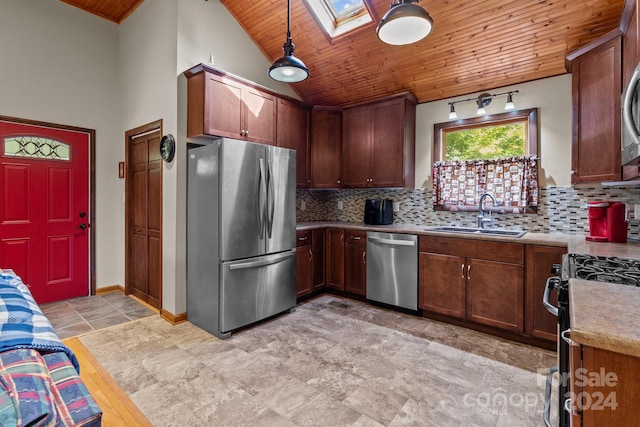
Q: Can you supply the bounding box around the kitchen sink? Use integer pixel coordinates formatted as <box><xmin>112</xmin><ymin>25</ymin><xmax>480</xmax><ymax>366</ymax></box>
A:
<box><xmin>427</xmin><ymin>226</ymin><xmax>527</xmax><ymax>238</ymax></box>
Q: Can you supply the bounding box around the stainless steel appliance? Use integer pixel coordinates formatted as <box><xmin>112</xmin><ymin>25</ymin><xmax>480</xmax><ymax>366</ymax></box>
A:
<box><xmin>366</xmin><ymin>232</ymin><xmax>417</xmax><ymax>310</ymax></box>
<box><xmin>542</xmin><ymin>253</ymin><xmax>640</xmax><ymax>427</ymax></box>
<box><xmin>187</xmin><ymin>139</ymin><xmax>296</xmax><ymax>339</ymax></box>
<box><xmin>622</xmin><ymin>62</ymin><xmax>640</xmax><ymax>165</ymax></box>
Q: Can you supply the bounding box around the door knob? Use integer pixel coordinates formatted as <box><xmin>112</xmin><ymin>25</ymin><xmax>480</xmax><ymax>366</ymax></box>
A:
<box><xmin>79</xmin><ymin>224</ymin><xmax>87</xmax><ymax>229</ymax></box>
<box><xmin>79</xmin><ymin>212</ymin><xmax>86</xmax><ymax>218</ymax></box>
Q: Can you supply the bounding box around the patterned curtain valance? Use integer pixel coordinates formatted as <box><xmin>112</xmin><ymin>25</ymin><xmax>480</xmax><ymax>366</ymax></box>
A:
<box><xmin>432</xmin><ymin>155</ymin><xmax>538</xmax><ymax>212</ymax></box>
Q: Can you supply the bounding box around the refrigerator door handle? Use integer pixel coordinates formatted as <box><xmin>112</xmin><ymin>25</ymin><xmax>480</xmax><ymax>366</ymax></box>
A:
<box><xmin>267</xmin><ymin>158</ymin><xmax>275</xmax><ymax>238</ymax></box>
<box><xmin>229</xmin><ymin>250</ymin><xmax>295</xmax><ymax>270</ymax></box>
<box><xmin>258</xmin><ymin>158</ymin><xmax>267</xmax><ymax>238</ymax></box>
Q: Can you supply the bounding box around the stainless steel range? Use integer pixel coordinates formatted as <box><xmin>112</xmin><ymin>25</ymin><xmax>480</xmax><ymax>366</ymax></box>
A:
<box><xmin>543</xmin><ymin>253</ymin><xmax>640</xmax><ymax>427</ymax></box>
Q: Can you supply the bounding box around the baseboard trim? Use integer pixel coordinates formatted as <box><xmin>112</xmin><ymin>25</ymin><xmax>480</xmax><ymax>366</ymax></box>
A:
<box><xmin>161</xmin><ymin>309</ymin><xmax>187</xmax><ymax>325</ymax></box>
<box><xmin>128</xmin><ymin>294</ymin><xmax>160</xmax><ymax>314</ymax></box>
<box><xmin>96</xmin><ymin>285</ymin><xmax>124</xmax><ymax>295</ymax></box>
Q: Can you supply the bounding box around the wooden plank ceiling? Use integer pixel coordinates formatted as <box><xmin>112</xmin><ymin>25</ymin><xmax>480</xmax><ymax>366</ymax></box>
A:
<box><xmin>59</xmin><ymin>0</ymin><xmax>144</xmax><ymax>24</ymax></box>
<box><xmin>62</xmin><ymin>0</ymin><xmax>626</xmax><ymax>106</ymax></box>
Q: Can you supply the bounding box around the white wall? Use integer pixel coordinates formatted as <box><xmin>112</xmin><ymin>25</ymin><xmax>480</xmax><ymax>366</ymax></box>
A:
<box><xmin>0</xmin><ymin>0</ymin><xmax>122</xmax><ymax>288</ymax></box>
<box><xmin>118</xmin><ymin>0</ymin><xmax>303</xmax><ymax>315</ymax></box>
<box><xmin>416</xmin><ymin>74</ymin><xmax>573</xmax><ymax>188</ymax></box>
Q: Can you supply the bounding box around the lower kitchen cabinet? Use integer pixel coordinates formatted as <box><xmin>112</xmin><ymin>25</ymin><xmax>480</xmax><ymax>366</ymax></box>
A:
<box><xmin>296</xmin><ymin>229</ymin><xmax>326</xmax><ymax>298</ymax></box>
<box><xmin>325</xmin><ymin>228</ymin><xmax>345</xmax><ymax>291</ymax></box>
<box><xmin>419</xmin><ymin>252</ymin><xmax>465</xmax><ymax>319</ymax></box>
<box><xmin>419</xmin><ymin>236</ymin><xmax>525</xmax><ymax>333</ymax></box>
<box><xmin>570</xmin><ymin>344</ymin><xmax>640</xmax><ymax>426</ymax></box>
<box><xmin>524</xmin><ymin>245</ymin><xmax>566</xmax><ymax>342</ymax></box>
<box><xmin>344</xmin><ymin>230</ymin><xmax>366</xmax><ymax>296</ymax></box>
<box><xmin>296</xmin><ymin>231</ymin><xmax>313</xmax><ymax>298</ymax></box>
<box><xmin>466</xmin><ymin>258</ymin><xmax>524</xmax><ymax>332</ymax></box>
<box><xmin>312</xmin><ymin>228</ymin><xmax>325</xmax><ymax>290</ymax></box>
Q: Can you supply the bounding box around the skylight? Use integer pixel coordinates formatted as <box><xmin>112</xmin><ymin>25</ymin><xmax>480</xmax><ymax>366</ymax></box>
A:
<box><xmin>304</xmin><ymin>0</ymin><xmax>373</xmax><ymax>40</ymax></box>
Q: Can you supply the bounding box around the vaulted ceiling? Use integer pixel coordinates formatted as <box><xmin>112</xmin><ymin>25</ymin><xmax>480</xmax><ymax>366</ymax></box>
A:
<box><xmin>62</xmin><ymin>0</ymin><xmax>627</xmax><ymax>106</ymax></box>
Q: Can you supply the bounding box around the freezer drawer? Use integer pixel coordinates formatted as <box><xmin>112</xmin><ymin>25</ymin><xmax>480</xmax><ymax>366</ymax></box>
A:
<box><xmin>366</xmin><ymin>232</ymin><xmax>418</xmax><ymax>310</ymax></box>
<box><xmin>220</xmin><ymin>250</ymin><xmax>296</xmax><ymax>332</ymax></box>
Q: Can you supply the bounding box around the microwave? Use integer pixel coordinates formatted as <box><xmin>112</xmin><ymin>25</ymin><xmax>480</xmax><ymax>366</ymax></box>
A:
<box><xmin>622</xmin><ymin>62</ymin><xmax>640</xmax><ymax>165</ymax></box>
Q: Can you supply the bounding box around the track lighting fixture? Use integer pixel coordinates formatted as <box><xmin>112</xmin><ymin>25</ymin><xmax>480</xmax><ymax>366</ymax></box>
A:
<box><xmin>448</xmin><ymin>104</ymin><xmax>457</xmax><ymax>120</ymax></box>
<box><xmin>269</xmin><ymin>0</ymin><xmax>309</xmax><ymax>83</ymax></box>
<box><xmin>447</xmin><ymin>90</ymin><xmax>519</xmax><ymax>119</ymax></box>
<box><xmin>377</xmin><ymin>0</ymin><xmax>434</xmax><ymax>45</ymax></box>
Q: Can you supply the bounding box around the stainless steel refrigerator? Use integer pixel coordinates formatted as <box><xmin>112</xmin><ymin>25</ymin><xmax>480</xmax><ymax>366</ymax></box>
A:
<box><xmin>187</xmin><ymin>139</ymin><xmax>296</xmax><ymax>339</ymax></box>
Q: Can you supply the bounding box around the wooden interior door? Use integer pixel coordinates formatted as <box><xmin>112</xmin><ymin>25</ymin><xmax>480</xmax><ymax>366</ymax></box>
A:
<box><xmin>126</xmin><ymin>121</ymin><xmax>162</xmax><ymax>309</ymax></box>
<box><xmin>0</xmin><ymin>118</ymin><xmax>91</xmax><ymax>304</ymax></box>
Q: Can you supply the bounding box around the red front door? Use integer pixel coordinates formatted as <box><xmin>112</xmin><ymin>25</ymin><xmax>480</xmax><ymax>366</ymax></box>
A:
<box><xmin>0</xmin><ymin>120</ymin><xmax>90</xmax><ymax>304</ymax></box>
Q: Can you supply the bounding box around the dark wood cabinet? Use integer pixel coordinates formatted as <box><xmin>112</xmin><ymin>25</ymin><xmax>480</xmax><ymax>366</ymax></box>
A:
<box><xmin>344</xmin><ymin>231</ymin><xmax>366</xmax><ymax>296</ymax></box>
<box><xmin>325</xmin><ymin>228</ymin><xmax>345</xmax><ymax>291</ymax></box>
<box><xmin>310</xmin><ymin>107</ymin><xmax>342</xmax><ymax>188</ymax></box>
<box><xmin>466</xmin><ymin>258</ymin><xmax>524</xmax><ymax>332</ymax></box>
<box><xmin>571</xmin><ymin>344</ymin><xmax>640</xmax><ymax>426</ymax></box>
<box><xmin>185</xmin><ymin>64</ymin><xmax>277</xmax><ymax>145</ymax></box>
<box><xmin>312</xmin><ymin>228</ymin><xmax>325</xmax><ymax>290</ymax></box>
<box><xmin>296</xmin><ymin>231</ymin><xmax>313</xmax><ymax>298</ymax></box>
<box><xmin>277</xmin><ymin>98</ymin><xmax>311</xmax><ymax>187</ymax></box>
<box><xmin>341</xmin><ymin>93</ymin><xmax>416</xmax><ymax>188</ymax></box>
<box><xmin>567</xmin><ymin>35</ymin><xmax>622</xmax><ymax>183</ymax></box>
<box><xmin>524</xmin><ymin>245</ymin><xmax>566</xmax><ymax>342</ymax></box>
<box><xmin>419</xmin><ymin>252</ymin><xmax>466</xmax><ymax>319</ymax></box>
<box><xmin>419</xmin><ymin>236</ymin><xmax>524</xmax><ymax>333</ymax></box>
<box><xmin>296</xmin><ymin>229</ymin><xmax>325</xmax><ymax>298</ymax></box>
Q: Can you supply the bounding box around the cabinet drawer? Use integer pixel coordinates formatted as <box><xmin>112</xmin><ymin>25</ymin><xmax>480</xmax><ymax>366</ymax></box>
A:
<box><xmin>345</xmin><ymin>230</ymin><xmax>366</xmax><ymax>246</ymax></box>
<box><xmin>296</xmin><ymin>230</ymin><xmax>312</xmax><ymax>247</ymax></box>
<box><xmin>419</xmin><ymin>236</ymin><xmax>524</xmax><ymax>264</ymax></box>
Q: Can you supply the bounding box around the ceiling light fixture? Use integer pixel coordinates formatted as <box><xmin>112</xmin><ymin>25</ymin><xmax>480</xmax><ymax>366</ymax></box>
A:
<box><xmin>448</xmin><ymin>104</ymin><xmax>457</xmax><ymax>120</ymax></box>
<box><xmin>269</xmin><ymin>0</ymin><xmax>309</xmax><ymax>83</ymax></box>
<box><xmin>447</xmin><ymin>90</ymin><xmax>520</xmax><ymax>119</ymax></box>
<box><xmin>376</xmin><ymin>0</ymin><xmax>434</xmax><ymax>46</ymax></box>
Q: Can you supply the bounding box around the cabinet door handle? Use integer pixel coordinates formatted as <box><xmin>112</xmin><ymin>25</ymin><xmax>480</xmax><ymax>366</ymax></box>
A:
<box><xmin>340</xmin><ymin>235</ymin><xmax>344</xmax><ymax>245</ymax></box>
<box><xmin>362</xmin><ymin>251</ymin><xmax>366</xmax><ymax>263</ymax></box>
<box><xmin>298</xmin><ymin>236</ymin><xmax>308</xmax><ymax>241</ymax></box>
<box><xmin>350</xmin><ymin>236</ymin><xmax>361</xmax><ymax>240</ymax></box>
<box><xmin>245</xmin><ymin>130</ymin><xmax>249</xmax><ymax>137</ymax></box>
<box><xmin>309</xmin><ymin>250</ymin><xmax>313</xmax><ymax>261</ymax></box>
<box><xmin>337</xmin><ymin>179</ymin><xmax>341</xmax><ymax>184</ymax></box>
<box><xmin>466</xmin><ymin>264</ymin><xmax>471</xmax><ymax>280</ymax></box>
<box><xmin>461</xmin><ymin>264</ymin><xmax>465</xmax><ymax>279</ymax></box>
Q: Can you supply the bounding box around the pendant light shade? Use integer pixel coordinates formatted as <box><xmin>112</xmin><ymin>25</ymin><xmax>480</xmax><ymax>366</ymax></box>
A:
<box><xmin>269</xmin><ymin>0</ymin><xmax>309</xmax><ymax>83</ymax></box>
<box><xmin>377</xmin><ymin>0</ymin><xmax>434</xmax><ymax>46</ymax></box>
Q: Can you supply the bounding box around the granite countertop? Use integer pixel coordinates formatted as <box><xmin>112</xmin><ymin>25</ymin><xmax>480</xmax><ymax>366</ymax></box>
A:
<box><xmin>298</xmin><ymin>221</ymin><xmax>640</xmax><ymax>357</ymax></box>
<box><xmin>570</xmin><ymin>279</ymin><xmax>640</xmax><ymax>358</ymax></box>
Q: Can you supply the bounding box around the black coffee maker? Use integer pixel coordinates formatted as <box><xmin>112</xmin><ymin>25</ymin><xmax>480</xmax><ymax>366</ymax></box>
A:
<box><xmin>364</xmin><ymin>199</ymin><xmax>393</xmax><ymax>225</ymax></box>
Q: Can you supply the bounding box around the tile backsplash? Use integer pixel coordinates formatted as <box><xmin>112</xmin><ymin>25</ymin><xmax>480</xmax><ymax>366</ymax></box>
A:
<box><xmin>297</xmin><ymin>185</ymin><xmax>640</xmax><ymax>240</ymax></box>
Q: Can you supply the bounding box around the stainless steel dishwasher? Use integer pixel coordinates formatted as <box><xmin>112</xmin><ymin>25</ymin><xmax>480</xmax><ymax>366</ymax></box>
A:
<box><xmin>366</xmin><ymin>231</ymin><xmax>418</xmax><ymax>310</ymax></box>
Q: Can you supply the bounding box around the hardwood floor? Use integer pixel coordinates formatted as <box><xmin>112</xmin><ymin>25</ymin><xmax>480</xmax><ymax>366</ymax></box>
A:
<box><xmin>63</xmin><ymin>337</ymin><xmax>153</xmax><ymax>426</ymax></box>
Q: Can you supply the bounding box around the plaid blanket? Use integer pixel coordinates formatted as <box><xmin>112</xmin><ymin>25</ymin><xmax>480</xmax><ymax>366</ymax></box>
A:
<box><xmin>0</xmin><ymin>271</ymin><xmax>79</xmax><ymax>372</ymax></box>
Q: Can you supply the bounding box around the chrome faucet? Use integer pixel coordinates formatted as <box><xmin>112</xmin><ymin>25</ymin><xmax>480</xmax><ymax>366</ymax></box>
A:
<box><xmin>477</xmin><ymin>193</ymin><xmax>496</xmax><ymax>229</ymax></box>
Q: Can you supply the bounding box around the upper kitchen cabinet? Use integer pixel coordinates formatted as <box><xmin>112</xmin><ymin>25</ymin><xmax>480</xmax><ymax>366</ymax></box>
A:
<box><xmin>310</xmin><ymin>107</ymin><xmax>342</xmax><ymax>188</ymax></box>
<box><xmin>341</xmin><ymin>93</ymin><xmax>416</xmax><ymax>188</ymax></box>
<box><xmin>567</xmin><ymin>34</ymin><xmax>622</xmax><ymax>184</ymax></box>
<box><xmin>277</xmin><ymin>98</ymin><xmax>311</xmax><ymax>187</ymax></box>
<box><xmin>185</xmin><ymin>64</ymin><xmax>276</xmax><ymax>145</ymax></box>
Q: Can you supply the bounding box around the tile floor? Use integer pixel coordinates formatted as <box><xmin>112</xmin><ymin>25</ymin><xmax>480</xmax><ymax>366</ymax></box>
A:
<box><xmin>41</xmin><ymin>291</ymin><xmax>156</xmax><ymax>339</ymax></box>
<box><xmin>79</xmin><ymin>294</ymin><xmax>557</xmax><ymax>426</ymax></box>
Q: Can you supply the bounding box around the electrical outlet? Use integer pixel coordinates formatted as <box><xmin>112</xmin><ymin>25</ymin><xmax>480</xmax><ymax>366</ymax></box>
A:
<box><xmin>338</xmin><ymin>200</ymin><xmax>344</xmax><ymax>210</ymax></box>
<box><xmin>300</xmin><ymin>201</ymin><xmax>306</xmax><ymax>211</ymax></box>
<box><xmin>393</xmin><ymin>201</ymin><xmax>400</xmax><ymax>213</ymax></box>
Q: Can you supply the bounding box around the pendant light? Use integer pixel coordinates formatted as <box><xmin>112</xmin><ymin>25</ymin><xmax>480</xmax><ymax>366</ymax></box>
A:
<box><xmin>269</xmin><ymin>0</ymin><xmax>309</xmax><ymax>83</ymax></box>
<box><xmin>377</xmin><ymin>0</ymin><xmax>434</xmax><ymax>46</ymax></box>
